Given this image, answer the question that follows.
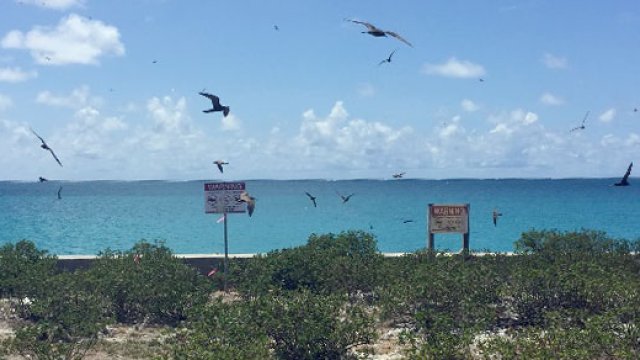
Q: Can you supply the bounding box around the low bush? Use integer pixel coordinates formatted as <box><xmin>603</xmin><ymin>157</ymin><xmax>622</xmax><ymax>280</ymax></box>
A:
<box><xmin>84</xmin><ymin>240</ymin><xmax>210</xmax><ymax>326</ymax></box>
<box><xmin>231</xmin><ymin>230</ymin><xmax>384</xmax><ymax>298</ymax></box>
<box><xmin>256</xmin><ymin>289</ymin><xmax>377</xmax><ymax>360</ymax></box>
<box><xmin>10</xmin><ymin>271</ymin><xmax>111</xmax><ymax>360</ymax></box>
<box><xmin>168</xmin><ymin>298</ymin><xmax>272</xmax><ymax>359</ymax></box>
<box><xmin>0</xmin><ymin>240</ymin><xmax>57</xmax><ymax>306</ymax></box>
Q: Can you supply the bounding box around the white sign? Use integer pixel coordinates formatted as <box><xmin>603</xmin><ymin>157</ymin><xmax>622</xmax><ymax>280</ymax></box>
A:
<box><xmin>204</xmin><ymin>182</ymin><xmax>246</xmax><ymax>214</ymax></box>
<box><xmin>428</xmin><ymin>204</ymin><xmax>469</xmax><ymax>234</ymax></box>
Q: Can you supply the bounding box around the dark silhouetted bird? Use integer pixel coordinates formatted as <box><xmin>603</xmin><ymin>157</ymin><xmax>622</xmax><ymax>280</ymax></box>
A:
<box><xmin>57</xmin><ymin>186</ymin><xmax>62</xmax><ymax>200</ymax></box>
<box><xmin>403</xmin><ymin>219</ymin><xmax>414</xmax><ymax>224</ymax></box>
<box><xmin>38</xmin><ymin>176</ymin><xmax>48</xmax><ymax>182</ymax></box>
<box><xmin>337</xmin><ymin>192</ymin><xmax>354</xmax><ymax>203</ymax></box>
<box><xmin>570</xmin><ymin>111</ymin><xmax>589</xmax><ymax>132</ymax></box>
<box><xmin>492</xmin><ymin>208</ymin><xmax>503</xmax><ymax>226</ymax></box>
<box><xmin>614</xmin><ymin>162</ymin><xmax>632</xmax><ymax>186</ymax></box>
<box><xmin>378</xmin><ymin>49</ymin><xmax>397</xmax><ymax>65</ymax></box>
<box><xmin>392</xmin><ymin>172</ymin><xmax>405</xmax><ymax>179</ymax></box>
<box><xmin>347</xmin><ymin>19</ymin><xmax>412</xmax><ymax>47</ymax></box>
<box><xmin>199</xmin><ymin>92</ymin><xmax>230</xmax><ymax>117</ymax></box>
<box><xmin>305</xmin><ymin>192</ymin><xmax>317</xmax><ymax>207</ymax></box>
<box><xmin>238</xmin><ymin>191</ymin><xmax>256</xmax><ymax>217</ymax></box>
<box><xmin>30</xmin><ymin>128</ymin><xmax>63</xmax><ymax>167</ymax></box>
<box><xmin>213</xmin><ymin>160</ymin><xmax>228</xmax><ymax>173</ymax></box>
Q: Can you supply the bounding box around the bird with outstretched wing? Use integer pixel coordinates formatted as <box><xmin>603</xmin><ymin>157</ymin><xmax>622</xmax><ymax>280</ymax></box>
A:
<box><xmin>30</xmin><ymin>128</ymin><xmax>63</xmax><ymax>167</ymax></box>
<box><xmin>347</xmin><ymin>19</ymin><xmax>413</xmax><ymax>47</ymax></box>
<box><xmin>199</xmin><ymin>91</ymin><xmax>230</xmax><ymax>117</ymax></box>
<box><xmin>570</xmin><ymin>111</ymin><xmax>589</xmax><ymax>132</ymax></box>
<box><xmin>305</xmin><ymin>192</ymin><xmax>317</xmax><ymax>207</ymax></box>
<box><xmin>614</xmin><ymin>162</ymin><xmax>633</xmax><ymax>186</ymax></box>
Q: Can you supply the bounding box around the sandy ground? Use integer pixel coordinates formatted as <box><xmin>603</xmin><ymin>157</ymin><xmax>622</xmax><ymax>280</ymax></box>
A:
<box><xmin>0</xmin><ymin>296</ymin><xmax>408</xmax><ymax>360</ymax></box>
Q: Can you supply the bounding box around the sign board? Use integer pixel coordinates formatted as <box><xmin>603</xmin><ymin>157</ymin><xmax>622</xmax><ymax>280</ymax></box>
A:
<box><xmin>204</xmin><ymin>182</ymin><xmax>246</xmax><ymax>214</ymax></box>
<box><xmin>428</xmin><ymin>204</ymin><xmax>469</xmax><ymax>234</ymax></box>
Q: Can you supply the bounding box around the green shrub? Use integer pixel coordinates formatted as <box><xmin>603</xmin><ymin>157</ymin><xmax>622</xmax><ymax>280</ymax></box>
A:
<box><xmin>0</xmin><ymin>240</ymin><xmax>57</xmax><ymax>302</ymax></box>
<box><xmin>514</xmin><ymin>229</ymin><xmax>638</xmax><ymax>256</ymax></box>
<box><xmin>168</xmin><ymin>298</ymin><xmax>272</xmax><ymax>359</ymax></box>
<box><xmin>231</xmin><ymin>230</ymin><xmax>383</xmax><ymax>298</ymax></box>
<box><xmin>258</xmin><ymin>289</ymin><xmax>376</xmax><ymax>360</ymax></box>
<box><xmin>10</xmin><ymin>271</ymin><xmax>111</xmax><ymax>360</ymax></box>
<box><xmin>84</xmin><ymin>240</ymin><xmax>210</xmax><ymax>326</ymax></box>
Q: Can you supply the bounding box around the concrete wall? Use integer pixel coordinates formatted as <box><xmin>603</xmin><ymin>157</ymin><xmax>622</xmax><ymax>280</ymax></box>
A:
<box><xmin>55</xmin><ymin>252</ymin><xmax>499</xmax><ymax>275</ymax></box>
<box><xmin>56</xmin><ymin>254</ymin><xmax>256</xmax><ymax>275</ymax></box>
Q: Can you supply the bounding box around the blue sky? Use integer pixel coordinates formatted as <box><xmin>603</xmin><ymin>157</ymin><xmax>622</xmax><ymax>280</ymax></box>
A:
<box><xmin>0</xmin><ymin>0</ymin><xmax>638</xmax><ymax>180</ymax></box>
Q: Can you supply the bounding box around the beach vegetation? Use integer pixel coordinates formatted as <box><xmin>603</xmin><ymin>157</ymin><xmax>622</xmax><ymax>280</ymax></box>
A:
<box><xmin>0</xmin><ymin>229</ymin><xmax>639</xmax><ymax>359</ymax></box>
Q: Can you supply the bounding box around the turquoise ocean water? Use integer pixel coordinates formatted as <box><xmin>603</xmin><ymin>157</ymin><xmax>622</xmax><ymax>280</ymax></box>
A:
<box><xmin>1</xmin><ymin>179</ymin><xmax>638</xmax><ymax>255</ymax></box>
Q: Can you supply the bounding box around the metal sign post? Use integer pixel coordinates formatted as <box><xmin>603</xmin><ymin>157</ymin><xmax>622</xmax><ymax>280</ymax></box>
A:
<box><xmin>204</xmin><ymin>182</ymin><xmax>246</xmax><ymax>292</ymax></box>
<box><xmin>427</xmin><ymin>203</ymin><xmax>470</xmax><ymax>253</ymax></box>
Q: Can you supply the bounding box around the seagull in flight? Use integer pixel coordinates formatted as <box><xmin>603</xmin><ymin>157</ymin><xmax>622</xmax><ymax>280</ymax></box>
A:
<box><xmin>346</xmin><ymin>19</ymin><xmax>413</xmax><ymax>47</ymax></box>
<box><xmin>337</xmin><ymin>192</ymin><xmax>354</xmax><ymax>204</ymax></box>
<box><xmin>614</xmin><ymin>162</ymin><xmax>632</xmax><ymax>186</ymax></box>
<box><xmin>213</xmin><ymin>160</ymin><xmax>228</xmax><ymax>173</ymax></box>
<box><xmin>378</xmin><ymin>49</ymin><xmax>397</xmax><ymax>65</ymax></box>
<box><xmin>305</xmin><ymin>192</ymin><xmax>317</xmax><ymax>207</ymax></box>
<box><xmin>30</xmin><ymin>128</ymin><xmax>63</xmax><ymax>167</ymax></box>
<box><xmin>199</xmin><ymin>91</ymin><xmax>230</xmax><ymax>117</ymax></box>
<box><xmin>238</xmin><ymin>191</ymin><xmax>256</xmax><ymax>217</ymax></box>
<box><xmin>38</xmin><ymin>176</ymin><xmax>48</xmax><ymax>182</ymax></box>
<box><xmin>392</xmin><ymin>172</ymin><xmax>405</xmax><ymax>179</ymax></box>
<box><xmin>570</xmin><ymin>111</ymin><xmax>589</xmax><ymax>132</ymax></box>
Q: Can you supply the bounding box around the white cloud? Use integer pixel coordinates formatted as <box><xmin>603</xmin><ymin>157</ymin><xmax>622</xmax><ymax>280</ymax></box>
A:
<box><xmin>0</xmin><ymin>66</ymin><xmax>37</xmax><ymax>82</ymax></box>
<box><xmin>542</xmin><ymin>53</ymin><xmax>568</xmax><ymax>69</ymax></box>
<box><xmin>625</xmin><ymin>133</ymin><xmax>640</xmax><ymax>146</ymax></box>
<box><xmin>461</xmin><ymin>99</ymin><xmax>479</xmax><ymax>112</ymax></box>
<box><xmin>599</xmin><ymin>108</ymin><xmax>616</xmax><ymax>123</ymax></box>
<box><xmin>540</xmin><ymin>92</ymin><xmax>564</xmax><ymax>106</ymax></box>
<box><xmin>422</xmin><ymin>57</ymin><xmax>486</xmax><ymax>78</ymax></box>
<box><xmin>221</xmin><ymin>113</ymin><xmax>241</xmax><ymax>132</ymax></box>
<box><xmin>0</xmin><ymin>94</ymin><xmax>13</xmax><ymax>110</ymax></box>
<box><xmin>36</xmin><ymin>86</ymin><xmax>100</xmax><ymax>108</ymax></box>
<box><xmin>357</xmin><ymin>82</ymin><xmax>376</xmax><ymax>97</ymax></box>
<box><xmin>291</xmin><ymin>101</ymin><xmax>413</xmax><ymax>170</ymax></box>
<box><xmin>17</xmin><ymin>0</ymin><xmax>85</xmax><ymax>10</ymax></box>
<box><xmin>1</xmin><ymin>13</ymin><xmax>125</xmax><ymax>65</ymax></box>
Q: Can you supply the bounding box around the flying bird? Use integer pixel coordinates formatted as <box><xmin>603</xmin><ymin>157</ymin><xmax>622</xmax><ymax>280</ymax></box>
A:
<box><xmin>30</xmin><ymin>128</ymin><xmax>63</xmax><ymax>167</ymax></box>
<box><xmin>238</xmin><ymin>191</ymin><xmax>256</xmax><ymax>217</ymax></box>
<box><xmin>614</xmin><ymin>162</ymin><xmax>632</xmax><ymax>186</ymax></box>
<box><xmin>305</xmin><ymin>192</ymin><xmax>317</xmax><ymax>207</ymax></box>
<box><xmin>337</xmin><ymin>192</ymin><xmax>354</xmax><ymax>204</ymax></box>
<box><xmin>213</xmin><ymin>160</ymin><xmax>228</xmax><ymax>173</ymax></box>
<box><xmin>38</xmin><ymin>176</ymin><xmax>48</xmax><ymax>182</ymax></box>
<box><xmin>273</xmin><ymin>25</ymin><xmax>279</xmax><ymax>31</ymax></box>
<box><xmin>492</xmin><ymin>208</ymin><xmax>503</xmax><ymax>227</ymax></box>
<box><xmin>403</xmin><ymin>219</ymin><xmax>414</xmax><ymax>224</ymax></box>
<box><xmin>57</xmin><ymin>186</ymin><xmax>62</xmax><ymax>200</ymax></box>
<box><xmin>378</xmin><ymin>49</ymin><xmax>397</xmax><ymax>65</ymax></box>
<box><xmin>392</xmin><ymin>172</ymin><xmax>405</xmax><ymax>179</ymax></box>
<box><xmin>347</xmin><ymin>19</ymin><xmax>413</xmax><ymax>47</ymax></box>
<box><xmin>570</xmin><ymin>111</ymin><xmax>590</xmax><ymax>132</ymax></box>
<box><xmin>199</xmin><ymin>91</ymin><xmax>230</xmax><ymax>117</ymax></box>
